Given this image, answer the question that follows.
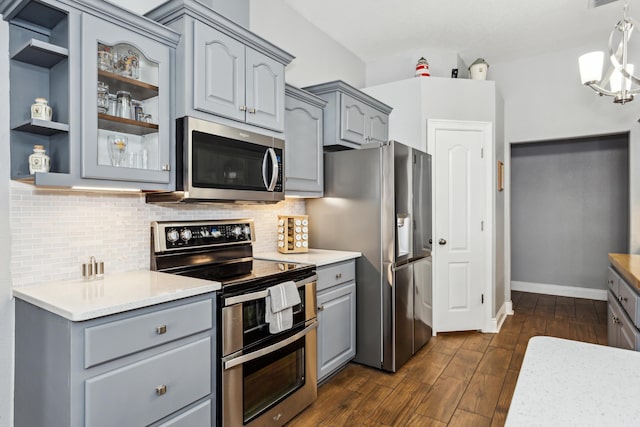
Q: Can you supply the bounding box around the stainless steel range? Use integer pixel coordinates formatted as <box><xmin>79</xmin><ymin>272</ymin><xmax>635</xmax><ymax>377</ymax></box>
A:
<box><xmin>150</xmin><ymin>219</ymin><xmax>318</xmax><ymax>427</ymax></box>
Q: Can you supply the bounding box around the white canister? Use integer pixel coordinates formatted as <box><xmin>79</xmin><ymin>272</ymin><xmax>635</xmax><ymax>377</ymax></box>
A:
<box><xmin>28</xmin><ymin>145</ymin><xmax>50</xmax><ymax>174</ymax></box>
<box><xmin>469</xmin><ymin>58</ymin><xmax>489</xmax><ymax>80</ymax></box>
<box><xmin>31</xmin><ymin>98</ymin><xmax>53</xmax><ymax>121</ymax></box>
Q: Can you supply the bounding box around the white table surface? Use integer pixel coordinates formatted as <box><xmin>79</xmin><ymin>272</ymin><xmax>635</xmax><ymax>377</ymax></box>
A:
<box><xmin>254</xmin><ymin>248</ymin><xmax>361</xmax><ymax>267</ymax></box>
<box><xmin>506</xmin><ymin>336</ymin><xmax>640</xmax><ymax>426</ymax></box>
<box><xmin>12</xmin><ymin>270</ymin><xmax>220</xmax><ymax>321</ymax></box>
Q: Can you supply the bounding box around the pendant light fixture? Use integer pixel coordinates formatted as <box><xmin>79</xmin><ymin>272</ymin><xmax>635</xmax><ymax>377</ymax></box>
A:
<box><xmin>579</xmin><ymin>0</ymin><xmax>638</xmax><ymax>104</ymax></box>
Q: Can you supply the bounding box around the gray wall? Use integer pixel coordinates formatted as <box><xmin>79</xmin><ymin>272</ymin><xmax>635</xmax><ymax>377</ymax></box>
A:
<box><xmin>510</xmin><ymin>134</ymin><xmax>629</xmax><ymax>290</ymax></box>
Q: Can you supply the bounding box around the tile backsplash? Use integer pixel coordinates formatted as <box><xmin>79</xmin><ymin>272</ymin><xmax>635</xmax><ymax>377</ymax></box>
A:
<box><xmin>10</xmin><ymin>182</ymin><xmax>305</xmax><ymax>287</ymax></box>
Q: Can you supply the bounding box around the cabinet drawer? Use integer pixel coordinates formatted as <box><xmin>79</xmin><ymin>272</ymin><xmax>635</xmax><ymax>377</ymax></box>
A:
<box><xmin>618</xmin><ymin>278</ymin><xmax>640</xmax><ymax>328</ymax></box>
<box><xmin>85</xmin><ymin>299</ymin><xmax>212</xmax><ymax>368</ymax></box>
<box><xmin>86</xmin><ymin>338</ymin><xmax>211</xmax><ymax>427</ymax></box>
<box><xmin>156</xmin><ymin>400</ymin><xmax>211</xmax><ymax>427</ymax></box>
<box><xmin>317</xmin><ymin>260</ymin><xmax>356</xmax><ymax>292</ymax></box>
<box><xmin>607</xmin><ymin>267</ymin><xmax>620</xmax><ymax>296</ymax></box>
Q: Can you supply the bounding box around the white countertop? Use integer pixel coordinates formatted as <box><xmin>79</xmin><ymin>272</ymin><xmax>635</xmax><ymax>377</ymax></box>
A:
<box><xmin>12</xmin><ymin>271</ymin><xmax>220</xmax><ymax>321</ymax></box>
<box><xmin>506</xmin><ymin>336</ymin><xmax>640</xmax><ymax>426</ymax></box>
<box><xmin>254</xmin><ymin>248</ymin><xmax>361</xmax><ymax>267</ymax></box>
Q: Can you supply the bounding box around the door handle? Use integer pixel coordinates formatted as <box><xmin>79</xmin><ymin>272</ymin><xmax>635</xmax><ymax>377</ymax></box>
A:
<box><xmin>438</xmin><ymin>238</ymin><xmax>447</xmax><ymax>245</ymax></box>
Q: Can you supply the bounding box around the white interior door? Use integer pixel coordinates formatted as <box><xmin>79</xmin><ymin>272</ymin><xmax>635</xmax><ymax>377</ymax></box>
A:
<box><xmin>431</xmin><ymin>120</ymin><xmax>489</xmax><ymax>332</ymax></box>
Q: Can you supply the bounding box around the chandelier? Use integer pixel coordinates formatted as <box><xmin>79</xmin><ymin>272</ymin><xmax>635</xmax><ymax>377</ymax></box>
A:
<box><xmin>579</xmin><ymin>0</ymin><xmax>639</xmax><ymax>104</ymax></box>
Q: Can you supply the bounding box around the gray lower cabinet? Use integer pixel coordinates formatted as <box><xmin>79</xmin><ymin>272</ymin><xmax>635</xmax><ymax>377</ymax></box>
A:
<box><xmin>316</xmin><ymin>260</ymin><xmax>357</xmax><ymax>382</ymax></box>
<box><xmin>14</xmin><ymin>294</ymin><xmax>216</xmax><ymax>427</ymax></box>
<box><xmin>607</xmin><ymin>266</ymin><xmax>640</xmax><ymax>350</ymax></box>
<box><xmin>303</xmin><ymin>80</ymin><xmax>392</xmax><ymax>149</ymax></box>
<box><xmin>1</xmin><ymin>0</ymin><xmax>179</xmax><ymax>190</ymax></box>
<box><xmin>284</xmin><ymin>85</ymin><xmax>327</xmax><ymax>197</ymax></box>
<box><xmin>146</xmin><ymin>0</ymin><xmax>294</xmax><ymax>133</ymax></box>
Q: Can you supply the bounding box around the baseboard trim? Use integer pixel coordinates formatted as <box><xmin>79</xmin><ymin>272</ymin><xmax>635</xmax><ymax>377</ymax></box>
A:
<box><xmin>511</xmin><ymin>281</ymin><xmax>607</xmax><ymax>301</ymax></box>
<box><xmin>484</xmin><ymin>301</ymin><xmax>510</xmax><ymax>333</ymax></box>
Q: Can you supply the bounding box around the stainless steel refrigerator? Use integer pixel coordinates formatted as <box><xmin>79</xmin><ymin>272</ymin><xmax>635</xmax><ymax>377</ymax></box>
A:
<box><xmin>307</xmin><ymin>141</ymin><xmax>432</xmax><ymax>372</ymax></box>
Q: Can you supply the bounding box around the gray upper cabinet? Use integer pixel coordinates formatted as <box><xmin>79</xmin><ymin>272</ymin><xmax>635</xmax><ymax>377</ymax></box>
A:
<box><xmin>193</xmin><ymin>22</ymin><xmax>245</xmax><ymax>123</ymax></box>
<box><xmin>81</xmin><ymin>14</ymin><xmax>173</xmax><ymax>185</ymax></box>
<box><xmin>146</xmin><ymin>0</ymin><xmax>293</xmax><ymax>134</ymax></box>
<box><xmin>1</xmin><ymin>0</ymin><xmax>180</xmax><ymax>190</ymax></box>
<box><xmin>304</xmin><ymin>80</ymin><xmax>392</xmax><ymax>149</ymax></box>
<box><xmin>284</xmin><ymin>85</ymin><xmax>327</xmax><ymax>197</ymax></box>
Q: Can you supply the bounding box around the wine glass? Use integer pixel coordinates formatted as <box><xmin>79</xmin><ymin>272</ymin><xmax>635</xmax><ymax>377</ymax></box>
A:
<box><xmin>107</xmin><ymin>135</ymin><xmax>127</xmax><ymax>167</ymax></box>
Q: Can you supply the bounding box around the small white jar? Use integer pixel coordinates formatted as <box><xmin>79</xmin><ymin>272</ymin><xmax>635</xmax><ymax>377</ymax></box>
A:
<box><xmin>28</xmin><ymin>145</ymin><xmax>50</xmax><ymax>174</ymax></box>
<box><xmin>31</xmin><ymin>98</ymin><xmax>52</xmax><ymax>121</ymax></box>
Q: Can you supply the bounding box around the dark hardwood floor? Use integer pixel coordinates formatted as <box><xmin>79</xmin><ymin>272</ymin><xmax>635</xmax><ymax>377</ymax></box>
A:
<box><xmin>287</xmin><ymin>291</ymin><xmax>608</xmax><ymax>426</ymax></box>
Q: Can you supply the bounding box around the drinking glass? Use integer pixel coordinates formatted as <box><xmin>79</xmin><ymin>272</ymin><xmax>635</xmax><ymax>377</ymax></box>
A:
<box><xmin>97</xmin><ymin>44</ymin><xmax>113</xmax><ymax>72</ymax></box>
<box><xmin>97</xmin><ymin>81</ymin><xmax>109</xmax><ymax>114</ymax></box>
<box><xmin>107</xmin><ymin>135</ymin><xmax>127</xmax><ymax>167</ymax></box>
<box><xmin>115</xmin><ymin>91</ymin><xmax>132</xmax><ymax>119</ymax></box>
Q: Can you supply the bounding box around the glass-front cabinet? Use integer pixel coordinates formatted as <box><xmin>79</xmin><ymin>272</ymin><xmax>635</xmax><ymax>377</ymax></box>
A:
<box><xmin>1</xmin><ymin>0</ymin><xmax>178</xmax><ymax>190</ymax></box>
<box><xmin>81</xmin><ymin>14</ymin><xmax>172</xmax><ymax>184</ymax></box>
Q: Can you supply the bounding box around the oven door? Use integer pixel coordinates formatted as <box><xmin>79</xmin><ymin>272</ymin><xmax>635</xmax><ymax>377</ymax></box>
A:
<box><xmin>222</xmin><ymin>276</ymin><xmax>317</xmax><ymax>356</ymax></box>
<box><xmin>222</xmin><ymin>321</ymin><xmax>318</xmax><ymax>427</ymax></box>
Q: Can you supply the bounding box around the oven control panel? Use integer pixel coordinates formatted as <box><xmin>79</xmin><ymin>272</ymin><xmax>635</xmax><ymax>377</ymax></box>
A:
<box><xmin>152</xmin><ymin>220</ymin><xmax>255</xmax><ymax>252</ymax></box>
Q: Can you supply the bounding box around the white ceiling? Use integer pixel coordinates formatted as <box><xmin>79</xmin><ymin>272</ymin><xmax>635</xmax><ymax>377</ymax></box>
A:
<box><xmin>282</xmin><ymin>0</ymin><xmax>640</xmax><ymax>65</ymax></box>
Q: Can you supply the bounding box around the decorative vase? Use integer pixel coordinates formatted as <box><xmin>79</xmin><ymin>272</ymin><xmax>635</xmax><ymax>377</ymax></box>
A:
<box><xmin>28</xmin><ymin>145</ymin><xmax>50</xmax><ymax>174</ymax></box>
<box><xmin>31</xmin><ymin>98</ymin><xmax>52</xmax><ymax>121</ymax></box>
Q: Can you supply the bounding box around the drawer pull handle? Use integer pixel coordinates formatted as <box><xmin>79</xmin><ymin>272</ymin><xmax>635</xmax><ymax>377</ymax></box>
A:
<box><xmin>619</xmin><ymin>296</ymin><xmax>628</xmax><ymax>303</ymax></box>
<box><xmin>156</xmin><ymin>325</ymin><xmax>167</xmax><ymax>335</ymax></box>
<box><xmin>156</xmin><ymin>385</ymin><xmax>167</xmax><ymax>396</ymax></box>
<box><xmin>335</xmin><ymin>273</ymin><xmax>342</xmax><ymax>280</ymax></box>
<box><xmin>318</xmin><ymin>305</ymin><xmax>325</xmax><ymax>312</ymax></box>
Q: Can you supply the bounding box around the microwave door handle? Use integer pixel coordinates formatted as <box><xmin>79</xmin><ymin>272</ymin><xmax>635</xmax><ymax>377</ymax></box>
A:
<box><xmin>262</xmin><ymin>149</ymin><xmax>270</xmax><ymax>190</ymax></box>
<box><xmin>267</xmin><ymin>148</ymin><xmax>279</xmax><ymax>191</ymax></box>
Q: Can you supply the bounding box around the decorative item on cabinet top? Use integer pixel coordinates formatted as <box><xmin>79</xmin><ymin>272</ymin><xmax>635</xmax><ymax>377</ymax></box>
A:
<box><xmin>469</xmin><ymin>58</ymin><xmax>489</xmax><ymax>80</ymax></box>
<box><xmin>415</xmin><ymin>57</ymin><xmax>430</xmax><ymax>77</ymax></box>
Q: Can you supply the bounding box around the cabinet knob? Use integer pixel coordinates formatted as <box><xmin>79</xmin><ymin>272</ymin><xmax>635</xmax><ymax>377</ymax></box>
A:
<box><xmin>156</xmin><ymin>385</ymin><xmax>167</xmax><ymax>396</ymax></box>
<box><xmin>248</xmin><ymin>107</ymin><xmax>257</xmax><ymax>114</ymax></box>
<box><xmin>162</xmin><ymin>164</ymin><xmax>171</xmax><ymax>171</ymax></box>
<box><xmin>317</xmin><ymin>305</ymin><xmax>324</xmax><ymax>312</ymax></box>
<box><xmin>335</xmin><ymin>273</ymin><xmax>342</xmax><ymax>280</ymax></box>
<box><xmin>156</xmin><ymin>325</ymin><xmax>167</xmax><ymax>335</ymax></box>
<box><xmin>612</xmin><ymin>315</ymin><xmax>621</xmax><ymax>325</ymax></box>
<box><xmin>239</xmin><ymin>105</ymin><xmax>247</xmax><ymax>112</ymax></box>
<box><xmin>619</xmin><ymin>295</ymin><xmax>628</xmax><ymax>303</ymax></box>
<box><xmin>438</xmin><ymin>238</ymin><xmax>447</xmax><ymax>245</ymax></box>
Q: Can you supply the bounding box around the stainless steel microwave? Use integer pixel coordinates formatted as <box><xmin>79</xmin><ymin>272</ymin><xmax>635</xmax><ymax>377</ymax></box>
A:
<box><xmin>146</xmin><ymin>117</ymin><xmax>284</xmax><ymax>203</ymax></box>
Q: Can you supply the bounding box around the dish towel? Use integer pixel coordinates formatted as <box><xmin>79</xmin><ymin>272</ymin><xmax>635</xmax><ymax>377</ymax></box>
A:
<box><xmin>265</xmin><ymin>281</ymin><xmax>301</xmax><ymax>334</ymax></box>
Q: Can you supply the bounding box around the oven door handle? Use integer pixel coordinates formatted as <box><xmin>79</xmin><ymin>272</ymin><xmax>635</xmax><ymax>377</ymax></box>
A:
<box><xmin>261</xmin><ymin>148</ymin><xmax>279</xmax><ymax>192</ymax></box>
<box><xmin>224</xmin><ymin>274</ymin><xmax>317</xmax><ymax>306</ymax></box>
<box><xmin>223</xmin><ymin>322</ymin><xmax>318</xmax><ymax>370</ymax></box>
